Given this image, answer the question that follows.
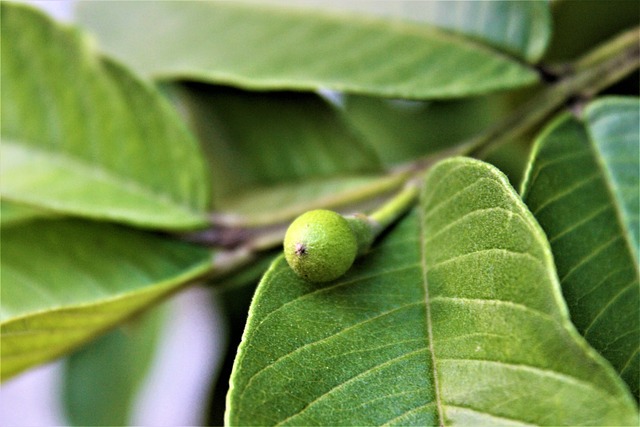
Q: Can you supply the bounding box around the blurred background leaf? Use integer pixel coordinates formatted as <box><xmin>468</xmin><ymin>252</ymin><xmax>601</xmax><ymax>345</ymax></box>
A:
<box><xmin>0</xmin><ymin>201</ymin><xmax>59</xmax><ymax>227</ymax></box>
<box><xmin>0</xmin><ymin>218</ymin><xmax>213</xmax><ymax>380</ymax></box>
<box><xmin>63</xmin><ymin>305</ymin><xmax>167</xmax><ymax>426</ymax></box>
<box><xmin>175</xmin><ymin>84</ymin><xmax>381</xmax><ymax>202</ymax></box>
<box><xmin>77</xmin><ymin>1</ymin><xmax>539</xmax><ymax>99</ymax></box>
<box><xmin>340</xmin><ymin>95</ymin><xmax>508</xmax><ymax>166</ymax></box>
<box><xmin>168</xmin><ymin>83</ymin><xmax>408</xmax><ymax>226</ymax></box>
<box><xmin>0</xmin><ymin>3</ymin><xmax>211</xmax><ymax>230</ymax></box>
<box><xmin>267</xmin><ymin>0</ymin><xmax>551</xmax><ymax>62</ymax></box>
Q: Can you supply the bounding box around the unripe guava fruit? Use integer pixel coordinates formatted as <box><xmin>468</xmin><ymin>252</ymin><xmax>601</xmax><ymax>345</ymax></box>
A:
<box><xmin>284</xmin><ymin>209</ymin><xmax>358</xmax><ymax>283</ymax></box>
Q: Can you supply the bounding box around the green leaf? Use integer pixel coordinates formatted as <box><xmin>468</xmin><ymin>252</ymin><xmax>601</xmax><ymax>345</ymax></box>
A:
<box><xmin>271</xmin><ymin>0</ymin><xmax>551</xmax><ymax>62</ymax></box>
<box><xmin>63</xmin><ymin>305</ymin><xmax>166</xmax><ymax>426</ymax></box>
<box><xmin>0</xmin><ymin>201</ymin><xmax>58</xmax><ymax>227</ymax></box>
<box><xmin>77</xmin><ymin>1</ymin><xmax>539</xmax><ymax>99</ymax></box>
<box><xmin>340</xmin><ymin>95</ymin><xmax>509</xmax><ymax>166</ymax></box>
<box><xmin>521</xmin><ymin>97</ymin><xmax>639</xmax><ymax>399</ymax></box>
<box><xmin>177</xmin><ymin>84</ymin><xmax>382</xmax><ymax>211</ymax></box>
<box><xmin>226</xmin><ymin>157</ymin><xmax>638</xmax><ymax>425</ymax></box>
<box><xmin>0</xmin><ymin>3</ymin><xmax>210</xmax><ymax>230</ymax></box>
<box><xmin>0</xmin><ymin>219</ymin><xmax>212</xmax><ymax>380</ymax></box>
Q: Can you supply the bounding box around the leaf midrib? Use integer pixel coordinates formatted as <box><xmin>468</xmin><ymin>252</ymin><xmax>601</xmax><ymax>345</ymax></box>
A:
<box><xmin>274</xmin><ymin>348</ymin><xmax>429</xmax><ymax>426</ymax></box>
<box><xmin>419</xmin><ymin>201</ymin><xmax>445</xmax><ymax>426</ymax></box>
<box><xmin>584</xmin><ymin>121</ymin><xmax>640</xmax><ymax>277</ymax></box>
<box><xmin>237</xmin><ymin>278</ymin><xmax>423</xmax><ymax>404</ymax></box>
<box><xmin>418</xmin><ymin>159</ymin><xmax>632</xmax><ymax>425</ymax></box>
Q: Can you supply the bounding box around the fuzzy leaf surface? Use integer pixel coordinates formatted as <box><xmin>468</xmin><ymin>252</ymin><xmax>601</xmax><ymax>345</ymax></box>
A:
<box><xmin>226</xmin><ymin>157</ymin><xmax>638</xmax><ymax>426</ymax></box>
<box><xmin>77</xmin><ymin>1</ymin><xmax>538</xmax><ymax>99</ymax></box>
<box><xmin>522</xmin><ymin>97</ymin><xmax>640</xmax><ymax>399</ymax></box>
<box><xmin>0</xmin><ymin>4</ymin><xmax>210</xmax><ymax>230</ymax></box>
<box><xmin>0</xmin><ymin>219</ymin><xmax>212</xmax><ymax>380</ymax></box>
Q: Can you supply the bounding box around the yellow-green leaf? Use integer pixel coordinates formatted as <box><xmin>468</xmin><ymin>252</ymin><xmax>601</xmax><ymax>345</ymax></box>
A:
<box><xmin>77</xmin><ymin>1</ymin><xmax>538</xmax><ymax>99</ymax></box>
<box><xmin>1</xmin><ymin>3</ymin><xmax>210</xmax><ymax>230</ymax></box>
<box><xmin>271</xmin><ymin>0</ymin><xmax>551</xmax><ymax>62</ymax></box>
<box><xmin>1</xmin><ymin>219</ymin><xmax>212</xmax><ymax>381</ymax></box>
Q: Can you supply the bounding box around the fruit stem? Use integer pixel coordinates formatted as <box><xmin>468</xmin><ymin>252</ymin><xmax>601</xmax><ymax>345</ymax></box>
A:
<box><xmin>369</xmin><ymin>181</ymin><xmax>419</xmax><ymax>236</ymax></box>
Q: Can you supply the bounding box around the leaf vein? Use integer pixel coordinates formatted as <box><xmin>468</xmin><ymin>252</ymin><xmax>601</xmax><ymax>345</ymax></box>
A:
<box><xmin>559</xmin><ymin>234</ymin><xmax>623</xmax><ymax>284</ymax></box>
<box><xmin>240</xmin><ymin>301</ymin><xmax>425</xmax><ymax>404</ymax></box>
<box><xmin>275</xmin><ymin>348</ymin><xmax>429</xmax><ymax>426</ymax></box>
<box><xmin>439</xmin><ymin>358</ymin><xmax>614</xmax><ymax>397</ymax></box>
<box><xmin>431</xmin><ymin>296</ymin><xmax>555</xmax><ymax>322</ymax></box>
<box><xmin>251</xmin><ymin>263</ymin><xmax>420</xmax><ymax>336</ymax></box>
<box><xmin>429</xmin><ymin>248</ymin><xmax>544</xmax><ymax>271</ymax></box>
<box><xmin>381</xmin><ymin>401</ymin><xmax>438</xmax><ymax>426</ymax></box>
<box><xmin>548</xmin><ymin>203</ymin><xmax>612</xmax><ymax>243</ymax></box>
<box><xmin>583</xmin><ymin>279</ymin><xmax>638</xmax><ymax>337</ymax></box>
<box><xmin>531</xmin><ymin>172</ymin><xmax>600</xmax><ymax>216</ymax></box>
<box><xmin>445</xmin><ymin>404</ymin><xmax>537</xmax><ymax>426</ymax></box>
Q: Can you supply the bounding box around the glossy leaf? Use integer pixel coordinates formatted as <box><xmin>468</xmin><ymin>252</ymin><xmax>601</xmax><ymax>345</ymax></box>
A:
<box><xmin>271</xmin><ymin>0</ymin><xmax>551</xmax><ymax>62</ymax></box>
<box><xmin>522</xmin><ymin>97</ymin><xmax>639</xmax><ymax>399</ymax></box>
<box><xmin>226</xmin><ymin>157</ymin><xmax>638</xmax><ymax>426</ymax></box>
<box><xmin>77</xmin><ymin>1</ymin><xmax>538</xmax><ymax>99</ymax></box>
<box><xmin>0</xmin><ymin>219</ymin><xmax>212</xmax><ymax>380</ymax></box>
<box><xmin>176</xmin><ymin>84</ymin><xmax>382</xmax><ymax>213</ymax></box>
<box><xmin>63</xmin><ymin>305</ymin><xmax>166</xmax><ymax>426</ymax></box>
<box><xmin>0</xmin><ymin>3</ymin><xmax>210</xmax><ymax>230</ymax></box>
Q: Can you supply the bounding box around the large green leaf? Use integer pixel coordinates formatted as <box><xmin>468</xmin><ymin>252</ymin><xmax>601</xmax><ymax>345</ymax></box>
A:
<box><xmin>271</xmin><ymin>0</ymin><xmax>551</xmax><ymax>62</ymax></box>
<box><xmin>226</xmin><ymin>157</ymin><xmax>638</xmax><ymax>425</ymax></box>
<box><xmin>77</xmin><ymin>1</ymin><xmax>538</xmax><ymax>99</ymax></box>
<box><xmin>176</xmin><ymin>84</ymin><xmax>382</xmax><ymax>213</ymax></box>
<box><xmin>0</xmin><ymin>3</ymin><xmax>210</xmax><ymax>230</ymax></box>
<box><xmin>521</xmin><ymin>97</ymin><xmax>639</xmax><ymax>399</ymax></box>
<box><xmin>0</xmin><ymin>219</ymin><xmax>212</xmax><ymax>380</ymax></box>
<box><xmin>63</xmin><ymin>305</ymin><xmax>166</xmax><ymax>426</ymax></box>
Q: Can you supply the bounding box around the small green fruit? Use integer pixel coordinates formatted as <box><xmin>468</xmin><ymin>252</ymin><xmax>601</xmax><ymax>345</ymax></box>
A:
<box><xmin>284</xmin><ymin>209</ymin><xmax>358</xmax><ymax>283</ymax></box>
